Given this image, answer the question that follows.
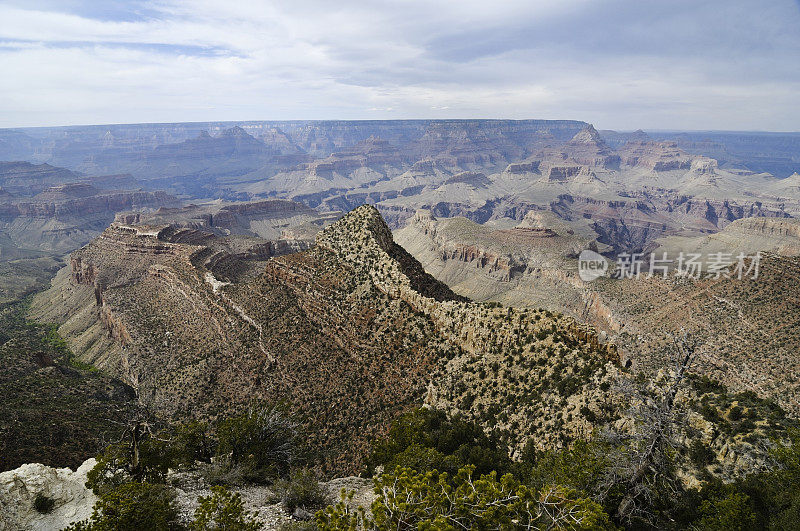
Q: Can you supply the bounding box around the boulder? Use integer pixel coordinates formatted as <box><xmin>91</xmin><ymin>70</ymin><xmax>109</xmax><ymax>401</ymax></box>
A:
<box><xmin>0</xmin><ymin>458</ymin><xmax>97</xmax><ymax>531</ymax></box>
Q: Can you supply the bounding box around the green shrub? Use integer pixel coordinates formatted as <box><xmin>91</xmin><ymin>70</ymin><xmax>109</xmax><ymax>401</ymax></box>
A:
<box><xmin>699</xmin><ymin>401</ymin><xmax>720</xmax><ymax>422</ymax></box>
<box><xmin>364</xmin><ymin>408</ymin><xmax>510</xmax><ymax>477</ymax></box>
<box><xmin>190</xmin><ymin>485</ymin><xmax>260</xmax><ymax>531</ymax></box>
<box><xmin>689</xmin><ymin>439</ymin><xmax>716</xmax><ymax>468</ymax></box>
<box><xmin>317</xmin><ymin>465</ymin><xmax>613</xmax><ymax>530</ymax></box>
<box><xmin>33</xmin><ymin>493</ymin><xmax>55</xmax><ymax>514</ymax></box>
<box><xmin>201</xmin><ymin>457</ymin><xmax>261</xmax><ymax>487</ymax></box>
<box><xmin>170</xmin><ymin>421</ymin><xmax>213</xmax><ymax>466</ymax></box>
<box><xmin>580</xmin><ymin>405</ymin><xmax>597</xmax><ymax>423</ymax></box>
<box><xmin>216</xmin><ymin>404</ymin><xmax>297</xmax><ymax>482</ymax></box>
<box><xmin>315</xmin><ymin>491</ymin><xmax>368</xmax><ymax>530</ymax></box>
<box><xmin>691</xmin><ymin>375</ymin><xmax>727</xmax><ymax>395</ymax></box>
<box><xmin>376</xmin><ymin>443</ymin><xmax>457</xmax><ymax>476</ymax></box>
<box><xmin>524</xmin><ymin>439</ymin><xmax>611</xmax><ymax>496</ymax></box>
<box><xmin>86</xmin><ymin>437</ymin><xmax>172</xmax><ymax>495</ymax></box>
<box><xmin>64</xmin><ymin>482</ymin><xmax>178</xmax><ymax>531</ymax></box>
<box><xmin>272</xmin><ymin>468</ymin><xmax>329</xmax><ymax>515</ymax></box>
<box><xmin>696</xmin><ymin>492</ymin><xmax>756</xmax><ymax>530</ymax></box>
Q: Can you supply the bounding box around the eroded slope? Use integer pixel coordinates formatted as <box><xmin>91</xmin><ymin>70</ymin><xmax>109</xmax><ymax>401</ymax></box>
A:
<box><xmin>32</xmin><ymin>206</ymin><xmax>620</xmax><ymax>474</ymax></box>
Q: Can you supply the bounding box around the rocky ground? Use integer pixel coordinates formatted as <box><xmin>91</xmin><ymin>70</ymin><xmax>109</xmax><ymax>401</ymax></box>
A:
<box><xmin>0</xmin><ymin>459</ymin><xmax>98</xmax><ymax>531</ymax></box>
<box><xmin>0</xmin><ymin>458</ymin><xmax>375</xmax><ymax>531</ymax></box>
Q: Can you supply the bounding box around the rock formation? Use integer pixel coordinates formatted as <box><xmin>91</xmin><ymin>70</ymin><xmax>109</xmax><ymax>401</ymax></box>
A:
<box><xmin>0</xmin><ymin>162</ymin><xmax>179</xmax><ymax>255</ymax></box>
<box><xmin>0</xmin><ymin>459</ymin><xmax>97</xmax><ymax>531</ymax></box>
<box><xmin>617</xmin><ymin>140</ymin><xmax>693</xmax><ymax>171</ymax></box>
<box><xmin>32</xmin><ymin>206</ymin><xmax>622</xmax><ymax>474</ymax></box>
<box><xmin>563</xmin><ymin>125</ymin><xmax>621</xmax><ymax>168</ymax></box>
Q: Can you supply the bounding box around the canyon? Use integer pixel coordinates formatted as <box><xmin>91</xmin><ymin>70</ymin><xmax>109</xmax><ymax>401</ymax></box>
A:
<box><xmin>30</xmin><ymin>205</ymin><xmax>614</xmax><ymax>473</ymax></box>
<box><xmin>397</xmin><ymin>210</ymin><xmax>800</xmax><ymax>416</ymax></box>
<box><xmin>4</xmin><ymin>121</ymin><xmax>799</xmax><ymax>258</ymax></box>
<box><xmin>0</xmin><ymin>162</ymin><xmax>178</xmax><ymax>257</ymax></box>
<box><xmin>2</xmin><ymin>119</ymin><xmax>800</xmax><ymax>521</ymax></box>
<box><xmin>20</xmin><ymin>205</ymin><xmax>787</xmax><ymax>492</ymax></box>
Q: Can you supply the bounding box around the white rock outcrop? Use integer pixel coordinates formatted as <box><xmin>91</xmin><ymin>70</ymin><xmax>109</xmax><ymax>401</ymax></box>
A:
<box><xmin>0</xmin><ymin>458</ymin><xmax>97</xmax><ymax>531</ymax></box>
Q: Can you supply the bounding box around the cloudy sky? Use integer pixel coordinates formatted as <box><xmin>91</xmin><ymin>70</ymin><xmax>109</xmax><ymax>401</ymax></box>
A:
<box><xmin>1</xmin><ymin>0</ymin><xmax>799</xmax><ymax>130</ymax></box>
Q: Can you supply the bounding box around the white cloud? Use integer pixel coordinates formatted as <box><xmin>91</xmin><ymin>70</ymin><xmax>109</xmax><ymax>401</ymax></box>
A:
<box><xmin>0</xmin><ymin>0</ymin><xmax>798</xmax><ymax>130</ymax></box>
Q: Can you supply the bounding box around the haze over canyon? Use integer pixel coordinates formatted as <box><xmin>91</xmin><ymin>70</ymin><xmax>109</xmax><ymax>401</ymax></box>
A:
<box><xmin>2</xmin><ymin>118</ymin><xmax>800</xmax><ymax>530</ymax></box>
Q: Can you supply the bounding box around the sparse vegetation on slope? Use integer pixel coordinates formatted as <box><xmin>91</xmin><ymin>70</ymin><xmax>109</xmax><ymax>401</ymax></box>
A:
<box><xmin>0</xmin><ymin>269</ymin><xmax>139</xmax><ymax>472</ymax></box>
<box><xmin>27</xmin><ymin>206</ymin><xmax>791</xmax><ymax>482</ymax></box>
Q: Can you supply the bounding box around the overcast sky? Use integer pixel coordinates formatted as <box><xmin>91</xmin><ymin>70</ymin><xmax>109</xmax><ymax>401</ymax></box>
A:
<box><xmin>1</xmin><ymin>0</ymin><xmax>799</xmax><ymax>131</ymax></box>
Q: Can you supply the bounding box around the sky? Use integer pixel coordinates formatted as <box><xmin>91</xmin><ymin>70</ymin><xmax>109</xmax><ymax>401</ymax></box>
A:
<box><xmin>1</xmin><ymin>0</ymin><xmax>799</xmax><ymax>131</ymax></box>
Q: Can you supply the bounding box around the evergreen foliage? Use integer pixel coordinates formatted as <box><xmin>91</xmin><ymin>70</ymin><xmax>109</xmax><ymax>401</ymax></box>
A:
<box><xmin>365</xmin><ymin>408</ymin><xmax>511</xmax><ymax>477</ymax></box>
<box><xmin>216</xmin><ymin>403</ymin><xmax>298</xmax><ymax>482</ymax></box>
<box><xmin>189</xmin><ymin>485</ymin><xmax>261</xmax><ymax>531</ymax></box>
<box><xmin>317</xmin><ymin>465</ymin><xmax>614</xmax><ymax>530</ymax></box>
<box><xmin>64</xmin><ymin>482</ymin><xmax>179</xmax><ymax>531</ymax></box>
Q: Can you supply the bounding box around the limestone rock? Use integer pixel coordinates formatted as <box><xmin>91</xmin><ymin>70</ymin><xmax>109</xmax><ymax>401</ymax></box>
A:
<box><xmin>0</xmin><ymin>458</ymin><xmax>97</xmax><ymax>531</ymax></box>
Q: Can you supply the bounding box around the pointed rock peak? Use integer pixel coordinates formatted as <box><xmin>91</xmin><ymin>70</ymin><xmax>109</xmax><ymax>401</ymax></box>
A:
<box><xmin>785</xmin><ymin>172</ymin><xmax>800</xmax><ymax>183</ymax></box>
<box><xmin>198</xmin><ymin>130</ymin><xmax>212</xmax><ymax>139</ymax></box>
<box><xmin>316</xmin><ymin>204</ymin><xmax>394</xmax><ymax>254</ymax></box>
<box><xmin>316</xmin><ymin>204</ymin><xmax>467</xmax><ymax>302</ymax></box>
<box><xmin>222</xmin><ymin>126</ymin><xmax>250</xmax><ymax>137</ymax></box>
<box><xmin>629</xmin><ymin>129</ymin><xmax>651</xmax><ymax>142</ymax></box>
<box><xmin>569</xmin><ymin>124</ymin><xmax>605</xmax><ymax>145</ymax></box>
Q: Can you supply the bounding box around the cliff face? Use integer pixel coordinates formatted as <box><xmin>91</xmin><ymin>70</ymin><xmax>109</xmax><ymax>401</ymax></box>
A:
<box><xmin>394</xmin><ymin>210</ymin><xmax>618</xmax><ymax>332</ymax></box>
<box><xmin>549</xmin><ymin>193</ymin><xmax>790</xmax><ymax>254</ymax></box>
<box><xmin>1</xmin><ymin>190</ymin><xmax>175</xmax><ymax>221</ymax></box>
<box><xmin>0</xmin><ymin>162</ymin><xmax>179</xmax><ymax>256</ymax></box>
<box><xmin>617</xmin><ymin>140</ymin><xmax>693</xmax><ymax>171</ymax></box>
<box><xmin>401</xmin><ymin>210</ymin><xmax>532</xmax><ymax>281</ymax></box>
<box><xmin>0</xmin><ymin>161</ymin><xmax>79</xmax><ymax>192</ymax></box>
<box><xmin>114</xmin><ymin>199</ymin><xmax>338</xmax><ymax>242</ymax></box>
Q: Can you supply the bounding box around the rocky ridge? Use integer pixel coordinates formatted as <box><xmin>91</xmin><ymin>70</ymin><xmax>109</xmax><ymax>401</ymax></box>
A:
<box><xmin>29</xmin><ymin>206</ymin><xmax>786</xmax><ymax>481</ymax></box>
<box><xmin>33</xmin><ymin>206</ymin><xmax>619</xmax><ymax>474</ymax></box>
